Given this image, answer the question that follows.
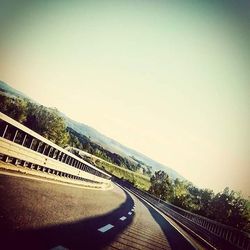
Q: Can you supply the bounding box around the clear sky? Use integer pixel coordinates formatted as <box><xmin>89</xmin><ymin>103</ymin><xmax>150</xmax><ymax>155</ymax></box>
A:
<box><xmin>0</xmin><ymin>1</ymin><xmax>249</xmax><ymax>197</ymax></box>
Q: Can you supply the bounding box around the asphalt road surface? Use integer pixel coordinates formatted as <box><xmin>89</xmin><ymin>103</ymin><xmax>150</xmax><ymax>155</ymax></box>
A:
<box><xmin>0</xmin><ymin>171</ymin><xmax>197</xmax><ymax>250</ymax></box>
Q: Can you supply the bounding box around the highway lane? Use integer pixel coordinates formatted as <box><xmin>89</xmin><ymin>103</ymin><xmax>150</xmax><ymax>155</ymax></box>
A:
<box><xmin>0</xmin><ymin>171</ymin><xmax>198</xmax><ymax>250</ymax></box>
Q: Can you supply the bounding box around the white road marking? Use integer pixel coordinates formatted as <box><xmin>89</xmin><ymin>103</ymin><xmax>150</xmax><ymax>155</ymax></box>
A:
<box><xmin>50</xmin><ymin>246</ymin><xmax>68</xmax><ymax>250</ymax></box>
<box><xmin>131</xmin><ymin>208</ymin><xmax>134</xmax><ymax>211</ymax></box>
<box><xmin>119</xmin><ymin>216</ymin><xmax>127</xmax><ymax>221</ymax></box>
<box><xmin>98</xmin><ymin>224</ymin><xmax>114</xmax><ymax>233</ymax></box>
<box><xmin>128</xmin><ymin>212</ymin><xmax>132</xmax><ymax>215</ymax></box>
<box><xmin>121</xmin><ymin>185</ymin><xmax>215</xmax><ymax>250</ymax></box>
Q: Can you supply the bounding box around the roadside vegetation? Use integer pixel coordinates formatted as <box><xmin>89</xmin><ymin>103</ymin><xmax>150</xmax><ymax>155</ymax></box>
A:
<box><xmin>0</xmin><ymin>94</ymin><xmax>69</xmax><ymax>146</ymax></box>
<box><xmin>94</xmin><ymin>159</ymin><xmax>150</xmax><ymax>190</ymax></box>
<box><xmin>68</xmin><ymin>127</ymin><xmax>151</xmax><ymax>175</ymax></box>
<box><xmin>149</xmin><ymin>170</ymin><xmax>250</xmax><ymax>232</ymax></box>
<box><xmin>1</xmin><ymin>92</ymin><xmax>249</xmax><ymax>232</ymax></box>
<box><xmin>0</xmin><ymin>93</ymin><xmax>151</xmax><ymax>187</ymax></box>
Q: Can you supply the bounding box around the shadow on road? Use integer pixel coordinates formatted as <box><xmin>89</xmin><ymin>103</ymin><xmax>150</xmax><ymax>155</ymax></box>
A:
<box><xmin>123</xmin><ymin>185</ymin><xmax>196</xmax><ymax>250</ymax></box>
<box><xmin>1</xmin><ymin>187</ymin><xmax>134</xmax><ymax>250</ymax></box>
<box><xmin>143</xmin><ymin>199</ymin><xmax>195</xmax><ymax>250</ymax></box>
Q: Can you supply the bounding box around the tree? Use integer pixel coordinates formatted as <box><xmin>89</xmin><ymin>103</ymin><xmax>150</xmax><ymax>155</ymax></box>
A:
<box><xmin>171</xmin><ymin>179</ymin><xmax>194</xmax><ymax>210</ymax></box>
<box><xmin>149</xmin><ymin>170</ymin><xmax>172</xmax><ymax>200</ymax></box>
<box><xmin>208</xmin><ymin>187</ymin><xmax>250</xmax><ymax>231</ymax></box>
<box><xmin>197</xmin><ymin>189</ymin><xmax>214</xmax><ymax>217</ymax></box>
<box><xmin>0</xmin><ymin>95</ymin><xmax>28</xmax><ymax>123</ymax></box>
<box><xmin>146</xmin><ymin>166</ymin><xmax>152</xmax><ymax>177</ymax></box>
<box><xmin>25</xmin><ymin>104</ymin><xmax>69</xmax><ymax>147</ymax></box>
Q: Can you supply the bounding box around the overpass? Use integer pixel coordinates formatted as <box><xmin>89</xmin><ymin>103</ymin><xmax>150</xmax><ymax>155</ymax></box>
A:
<box><xmin>0</xmin><ymin>112</ymin><xmax>249</xmax><ymax>250</ymax></box>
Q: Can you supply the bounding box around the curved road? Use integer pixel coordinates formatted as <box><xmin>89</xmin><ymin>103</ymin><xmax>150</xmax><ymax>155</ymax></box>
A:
<box><xmin>0</xmin><ymin>171</ymin><xmax>199</xmax><ymax>250</ymax></box>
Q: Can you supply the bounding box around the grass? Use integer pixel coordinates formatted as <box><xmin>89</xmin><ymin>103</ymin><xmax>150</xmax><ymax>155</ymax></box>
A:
<box><xmin>95</xmin><ymin>159</ymin><xmax>151</xmax><ymax>191</ymax></box>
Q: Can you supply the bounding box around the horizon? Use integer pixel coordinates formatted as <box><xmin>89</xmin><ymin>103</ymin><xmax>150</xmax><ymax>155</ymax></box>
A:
<box><xmin>0</xmin><ymin>1</ymin><xmax>249</xmax><ymax>197</ymax></box>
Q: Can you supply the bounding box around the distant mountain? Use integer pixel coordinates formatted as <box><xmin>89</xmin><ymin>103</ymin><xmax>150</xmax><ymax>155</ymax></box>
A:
<box><xmin>0</xmin><ymin>80</ymin><xmax>185</xmax><ymax>180</ymax></box>
<box><xmin>0</xmin><ymin>81</ymin><xmax>30</xmax><ymax>100</ymax></box>
<box><xmin>62</xmin><ymin>113</ymin><xmax>185</xmax><ymax>180</ymax></box>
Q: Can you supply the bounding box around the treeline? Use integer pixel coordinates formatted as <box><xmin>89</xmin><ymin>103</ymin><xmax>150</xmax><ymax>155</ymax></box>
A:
<box><xmin>149</xmin><ymin>171</ymin><xmax>250</xmax><ymax>232</ymax></box>
<box><xmin>2</xmin><ymin>93</ymin><xmax>249</xmax><ymax>232</ymax></box>
<box><xmin>0</xmin><ymin>94</ymin><xmax>69</xmax><ymax>146</ymax></box>
<box><xmin>0</xmin><ymin>93</ymin><xmax>147</xmax><ymax>175</ymax></box>
<box><xmin>69</xmin><ymin>148</ymin><xmax>151</xmax><ymax>190</ymax></box>
<box><xmin>68</xmin><ymin>128</ymin><xmax>144</xmax><ymax>173</ymax></box>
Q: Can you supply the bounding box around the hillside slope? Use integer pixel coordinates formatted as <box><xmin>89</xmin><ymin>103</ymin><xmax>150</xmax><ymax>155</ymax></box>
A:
<box><xmin>0</xmin><ymin>80</ymin><xmax>185</xmax><ymax>180</ymax></box>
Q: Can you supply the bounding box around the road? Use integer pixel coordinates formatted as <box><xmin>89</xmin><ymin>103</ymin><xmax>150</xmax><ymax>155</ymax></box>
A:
<box><xmin>0</xmin><ymin>171</ymin><xmax>198</xmax><ymax>250</ymax></box>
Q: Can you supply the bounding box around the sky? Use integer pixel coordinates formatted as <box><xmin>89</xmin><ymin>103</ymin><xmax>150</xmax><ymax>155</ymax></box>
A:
<box><xmin>0</xmin><ymin>1</ymin><xmax>249</xmax><ymax>197</ymax></box>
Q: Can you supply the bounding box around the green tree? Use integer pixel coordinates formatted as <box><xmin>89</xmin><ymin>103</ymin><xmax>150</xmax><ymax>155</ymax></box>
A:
<box><xmin>171</xmin><ymin>179</ymin><xmax>194</xmax><ymax>210</ymax></box>
<box><xmin>25</xmin><ymin>104</ymin><xmax>69</xmax><ymax>146</ymax></box>
<box><xmin>198</xmin><ymin>189</ymin><xmax>214</xmax><ymax>217</ymax></box>
<box><xmin>149</xmin><ymin>170</ymin><xmax>172</xmax><ymax>200</ymax></box>
<box><xmin>209</xmin><ymin>187</ymin><xmax>250</xmax><ymax>231</ymax></box>
<box><xmin>0</xmin><ymin>95</ymin><xmax>28</xmax><ymax>123</ymax></box>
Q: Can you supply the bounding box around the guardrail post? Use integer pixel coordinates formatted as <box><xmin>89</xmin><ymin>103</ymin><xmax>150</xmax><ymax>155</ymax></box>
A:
<box><xmin>67</xmin><ymin>156</ymin><xmax>70</xmax><ymax>164</ymax></box>
<box><xmin>224</xmin><ymin>229</ymin><xmax>228</xmax><ymax>239</ymax></box>
<box><xmin>225</xmin><ymin>230</ymin><xmax>229</xmax><ymax>240</ymax></box>
<box><xmin>12</xmin><ymin>129</ymin><xmax>18</xmax><ymax>142</ymax></box>
<box><xmin>53</xmin><ymin>150</ymin><xmax>58</xmax><ymax>159</ymax></box>
<box><xmin>60</xmin><ymin>153</ymin><xmax>64</xmax><ymax>161</ymax></box>
<box><xmin>42</xmin><ymin>144</ymin><xmax>47</xmax><ymax>154</ymax></box>
<box><xmin>14</xmin><ymin>158</ymin><xmax>20</xmax><ymax>165</ymax></box>
<box><xmin>2</xmin><ymin>124</ymin><xmax>8</xmax><ymax>138</ymax></box>
<box><xmin>3</xmin><ymin>155</ymin><xmax>9</xmax><ymax>163</ymax></box>
<box><xmin>36</xmin><ymin>142</ymin><xmax>42</xmax><ymax>152</ymax></box>
<box><xmin>64</xmin><ymin>156</ymin><xmax>67</xmax><ymax>163</ymax></box>
<box><xmin>60</xmin><ymin>152</ymin><xmax>64</xmax><ymax>161</ymax></box>
<box><xmin>21</xmin><ymin>134</ymin><xmax>27</xmax><ymax>146</ymax></box>
<box><xmin>219</xmin><ymin>227</ymin><xmax>223</xmax><ymax>237</ymax></box>
<box><xmin>68</xmin><ymin>157</ymin><xmax>72</xmax><ymax>165</ymax></box>
<box><xmin>215</xmin><ymin>225</ymin><xmax>218</xmax><ymax>235</ymax></box>
<box><xmin>65</xmin><ymin>155</ymin><xmax>68</xmax><ymax>163</ymax></box>
<box><xmin>47</xmin><ymin>146</ymin><xmax>53</xmax><ymax>157</ymax></box>
<box><xmin>201</xmin><ymin>219</ymin><xmax>204</xmax><ymax>227</ymax></box>
<box><xmin>56</xmin><ymin>151</ymin><xmax>61</xmax><ymax>160</ymax></box>
<box><xmin>29</xmin><ymin>138</ymin><xmax>34</xmax><ymax>149</ymax></box>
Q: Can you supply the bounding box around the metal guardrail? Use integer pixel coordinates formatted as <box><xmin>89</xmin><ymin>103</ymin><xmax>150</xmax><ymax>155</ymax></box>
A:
<box><xmin>0</xmin><ymin>112</ymin><xmax>111</xmax><ymax>187</ymax></box>
<box><xmin>125</xmin><ymin>184</ymin><xmax>250</xmax><ymax>250</ymax></box>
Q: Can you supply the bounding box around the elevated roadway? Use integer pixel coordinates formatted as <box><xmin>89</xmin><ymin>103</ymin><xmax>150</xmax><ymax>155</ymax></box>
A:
<box><xmin>0</xmin><ymin>113</ymin><xmax>248</xmax><ymax>250</ymax></box>
<box><xmin>0</xmin><ymin>170</ymin><xmax>201</xmax><ymax>250</ymax></box>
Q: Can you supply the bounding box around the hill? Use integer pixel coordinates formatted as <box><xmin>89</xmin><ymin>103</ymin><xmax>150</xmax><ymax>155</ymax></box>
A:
<box><xmin>63</xmin><ymin>113</ymin><xmax>184</xmax><ymax>180</ymax></box>
<box><xmin>0</xmin><ymin>80</ymin><xmax>185</xmax><ymax>180</ymax></box>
